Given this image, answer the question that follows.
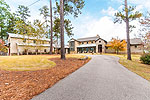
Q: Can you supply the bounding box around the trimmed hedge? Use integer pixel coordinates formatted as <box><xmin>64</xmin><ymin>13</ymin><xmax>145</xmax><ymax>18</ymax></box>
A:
<box><xmin>140</xmin><ymin>54</ymin><xmax>150</xmax><ymax>65</ymax></box>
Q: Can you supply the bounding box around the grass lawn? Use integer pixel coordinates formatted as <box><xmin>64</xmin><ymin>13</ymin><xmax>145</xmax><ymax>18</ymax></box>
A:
<box><xmin>105</xmin><ymin>54</ymin><xmax>150</xmax><ymax>81</ymax></box>
<box><xmin>0</xmin><ymin>54</ymin><xmax>86</xmax><ymax>71</ymax></box>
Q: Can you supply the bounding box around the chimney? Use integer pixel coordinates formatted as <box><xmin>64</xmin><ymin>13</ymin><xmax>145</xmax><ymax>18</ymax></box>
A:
<box><xmin>96</xmin><ymin>34</ymin><xmax>100</xmax><ymax>38</ymax></box>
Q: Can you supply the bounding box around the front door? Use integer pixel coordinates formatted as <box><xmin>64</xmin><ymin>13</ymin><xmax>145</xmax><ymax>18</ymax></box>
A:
<box><xmin>98</xmin><ymin>45</ymin><xmax>102</xmax><ymax>53</ymax></box>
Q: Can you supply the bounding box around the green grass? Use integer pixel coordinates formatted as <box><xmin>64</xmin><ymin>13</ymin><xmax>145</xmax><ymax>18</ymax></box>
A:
<box><xmin>0</xmin><ymin>54</ymin><xmax>87</xmax><ymax>71</ymax></box>
<box><xmin>105</xmin><ymin>54</ymin><xmax>150</xmax><ymax>81</ymax></box>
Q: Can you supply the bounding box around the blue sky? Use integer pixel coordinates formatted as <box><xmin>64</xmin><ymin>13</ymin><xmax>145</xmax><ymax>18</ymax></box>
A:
<box><xmin>4</xmin><ymin>0</ymin><xmax>150</xmax><ymax>44</ymax></box>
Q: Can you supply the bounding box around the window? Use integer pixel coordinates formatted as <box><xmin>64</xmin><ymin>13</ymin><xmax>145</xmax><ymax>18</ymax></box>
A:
<box><xmin>44</xmin><ymin>49</ymin><xmax>47</xmax><ymax>52</ymax></box>
<box><xmin>82</xmin><ymin>42</ymin><xmax>84</xmax><ymax>44</ymax></box>
<box><xmin>91</xmin><ymin>41</ymin><xmax>93</xmax><ymax>44</ymax></box>
<box><xmin>87</xmin><ymin>42</ymin><xmax>88</xmax><ymax>44</ymax></box>
<box><xmin>70</xmin><ymin>48</ymin><xmax>75</xmax><ymax>51</ymax></box>
<box><xmin>70</xmin><ymin>41</ymin><xmax>75</xmax><ymax>47</ymax></box>
<box><xmin>33</xmin><ymin>40</ymin><xmax>36</xmax><ymax>43</ymax></box>
<box><xmin>99</xmin><ymin>41</ymin><xmax>101</xmax><ymax>43</ymax></box>
<box><xmin>135</xmin><ymin>45</ymin><xmax>137</xmax><ymax>48</ymax></box>
<box><xmin>42</xmin><ymin>41</ymin><xmax>44</xmax><ymax>44</ymax></box>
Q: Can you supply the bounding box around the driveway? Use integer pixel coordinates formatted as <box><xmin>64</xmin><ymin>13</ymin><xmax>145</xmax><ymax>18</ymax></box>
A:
<box><xmin>32</xmin><ymin>55</ymin><xmax>150</xmax><ymax>100</ymax></box>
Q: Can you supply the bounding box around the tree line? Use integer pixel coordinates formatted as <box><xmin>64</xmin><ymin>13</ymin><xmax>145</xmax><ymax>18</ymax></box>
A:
<box><xmin>0</xmin><ymin>0</ymin><xmax>85</xmax><ymax>59</ymax></box>
<box><xmin>1</xmin><ymin>0</ymin><xmax>150</xmax><ymax>60</ymax></box>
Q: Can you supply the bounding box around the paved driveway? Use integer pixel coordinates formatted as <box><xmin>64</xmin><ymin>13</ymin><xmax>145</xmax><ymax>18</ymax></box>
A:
<box><xmin>32</xmin><ymin>55</ymin><xmax>150</xmax><ymax>100</ymax></box>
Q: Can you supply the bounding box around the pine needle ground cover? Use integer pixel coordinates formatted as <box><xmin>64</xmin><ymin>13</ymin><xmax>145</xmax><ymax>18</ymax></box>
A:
<box><xmin>0</xmin><ymin>55</ymin><xmax>90</xmax><ymax>100</ymax></box>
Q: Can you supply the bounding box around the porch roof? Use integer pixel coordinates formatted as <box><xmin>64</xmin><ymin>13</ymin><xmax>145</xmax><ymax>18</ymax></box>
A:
<box><xmin>77</xmin><ymin>44</ymin><xmax>96</xmax><ymax>48</ymax></box>
<box><xmin>17</xmin><ymin>43</ymin><xmax>50</xmax><ymax>47</ymax></box>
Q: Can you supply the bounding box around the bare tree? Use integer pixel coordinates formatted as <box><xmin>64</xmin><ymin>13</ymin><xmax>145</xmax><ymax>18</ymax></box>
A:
<box><xmin>60</xmin><ymin>0</ymin><xmax>65</xmax><ymax>59</ymax></box>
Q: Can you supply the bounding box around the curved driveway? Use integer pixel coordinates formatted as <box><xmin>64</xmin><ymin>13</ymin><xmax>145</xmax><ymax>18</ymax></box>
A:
<box><xmin>32</xmin><ymin>55</ymin><xmax>150</xmax><ymax>100</ymax></box>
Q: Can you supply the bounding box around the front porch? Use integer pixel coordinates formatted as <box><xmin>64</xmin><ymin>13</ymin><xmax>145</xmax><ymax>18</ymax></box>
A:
<box><xmin>77</xmin><ymin>47</ymin><xmax>96</xmax><ymax>53</ymax></box>
<box><xmin>76</xmin><ymin>44</ymin><xmax>104</xmax><ymax>53</ymax></box>
<box><xmin>77</xmin><ymin>44</ymin><xmax>96</xmax><ymax>53</ymax></box>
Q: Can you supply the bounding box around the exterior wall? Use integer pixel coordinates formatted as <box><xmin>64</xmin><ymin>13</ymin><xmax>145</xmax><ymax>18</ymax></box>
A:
<box><xmin>80</xmin><ymin>41</ymin><xmax>95</xmax><ymax>45</ymax></box>
<box><xmin>130</xmin><ymin>45</ymin><xmax>144</xmax><ymax>54</ymax></box>
<box><xmin>18</xmin><ymin>46</ymin><xmax>50</xmax><ymax>54</ymax></box>
<box><xmin>69</xmin><ymin>38</ymin><xmax>106</xmax><ymax>54</ymax></box>
<box><xmin>96</xmin><ymin>39</ymin><xmax>106</xmax><ymax>53</ymax></box>
<box><xmin>8</xmin><ymin>37</ymin><xmax>50</xmax><ymax>55</ymax></box>
<box><xmin>105</xmin><ymin>45</ymin><xmax>144</xmax><ymax>54</ymax></box>
<box><xmin>74</xmin><ymin>41</ymin><xmax>79</xmax><ymax>53</ymax></box>
<box><xmin>69</xmin><ymin>39</ymin><xmax>80</xmax><ymax>54</ymax></box>
<box><xmin>9</xmin><ymin>37</ymin><xmax>21</xmax><ymax>54</ymax></box>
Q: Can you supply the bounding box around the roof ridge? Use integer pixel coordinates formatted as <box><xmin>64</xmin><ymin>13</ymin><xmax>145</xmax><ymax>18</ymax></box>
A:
<box><xmin>77</xmin><ymin>36</ymin><xmax>99</xmax><ymax>40</ymax></box>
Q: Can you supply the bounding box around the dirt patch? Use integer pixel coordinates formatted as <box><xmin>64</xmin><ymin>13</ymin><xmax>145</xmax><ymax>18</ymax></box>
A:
<box><xmin>0</xmin><ymin>58</ymin><xmax>90</xmax><ymax>100</ymax></box>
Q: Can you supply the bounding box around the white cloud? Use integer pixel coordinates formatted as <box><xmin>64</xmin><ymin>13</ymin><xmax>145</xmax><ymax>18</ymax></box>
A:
<box><xmin>71</xmin><ymin>9</ymin><xmax>141</xmax><ymax>42</ymax></box>
<box><xmin>136</xmin><ymin>5</ymin><xmax>144</xmax><ymax>11</ymax></box>
<box><xmin>112</xmin><ymin>0</ymin><xmax>150</xmax><ymax>11</ymax></box>
<box><xmin>101</xmin><ymin>7</ymin><xmax>118</xmax><ymax>17</ymax></box>
<box><xmin>71</xmin><ymin>15</ymin><xmax>128</xmax><ymax>41</ymax></box>
<box><xmin>128</xmin><ymin>0</ymin><xmax>150</xmax><ymax>10</ymax></box>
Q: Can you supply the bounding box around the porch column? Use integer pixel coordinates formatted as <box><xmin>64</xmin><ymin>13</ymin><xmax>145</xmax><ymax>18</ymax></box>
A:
<box><xmin>66</xmin><ymin>48</ymin><xmax>68</xmax><ymax>54</ymax></box>
<box><xmin>96</xmin><ymin>45</ymin><xmax>98</xmax><ymax>53</ymax></box>
<box><xmin>16</xmin><ymin>44</ymin><xmax>19</xmax><ymax>56</ymax></box>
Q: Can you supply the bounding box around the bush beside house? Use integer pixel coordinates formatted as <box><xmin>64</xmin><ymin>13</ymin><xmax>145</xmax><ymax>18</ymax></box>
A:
<box><xmin>140</xmin><ymin>54</ymin><xmax>150</xmax><ymax>65</ymax></box>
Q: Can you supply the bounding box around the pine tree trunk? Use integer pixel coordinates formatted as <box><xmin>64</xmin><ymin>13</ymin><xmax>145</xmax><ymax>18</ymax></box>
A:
<box><xmin>125</xmin><ymin>0</ymin><xmax>132</xmax><ymax>60</ymax></box>
<box><xmin>60</xmin><ymin>0</ymin><xmax>66</xmax><ymax>60</ymax></box>
<box><xmin>50</xmin><ymin>0</ymin><xmax>53</xmax><ymax>55</ymax></box>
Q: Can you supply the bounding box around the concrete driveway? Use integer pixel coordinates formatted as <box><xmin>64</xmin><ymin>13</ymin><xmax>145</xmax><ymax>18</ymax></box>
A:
<box><xmin>32</xmin><ymin>55</ymin><xmax>150</xmax><ymax>100</ymax></box>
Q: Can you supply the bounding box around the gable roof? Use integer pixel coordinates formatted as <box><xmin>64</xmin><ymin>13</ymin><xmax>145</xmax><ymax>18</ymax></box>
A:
<box><xmin>130</xmin><ymin>38</ymin><xmax>143</xmax><ymax>45</ymax></box>
<box><xmin>68</xmin><ymin>38</ymin><xmax>77</xmax><ymax>42</ymax></box>
<box><xmin>77</xmin><ymin>35</ymin><xmax>100</xmax><ymax>42</ymax></box>
<box><xmin>124</xmin><ymin>38</ymin><xmax>143</xmax><ymax>45</ymax></box>
<box><xmin>71</xmin><ymin>35</ymin><xmax>107</xmax><ymax>43</ymax></box>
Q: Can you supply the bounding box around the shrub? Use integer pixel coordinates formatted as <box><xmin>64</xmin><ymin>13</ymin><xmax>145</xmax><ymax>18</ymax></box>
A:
<box><xmin>140</xmin><ymin>54</ymin><xmax>150</xmax><ymax>65</ymax></box>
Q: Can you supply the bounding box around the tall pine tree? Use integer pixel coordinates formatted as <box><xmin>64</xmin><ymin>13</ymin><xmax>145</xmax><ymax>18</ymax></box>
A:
<box><xmin>114</xmin><ymin>0</ymin><xmax>142</xmax><ymax>60</ymax></box>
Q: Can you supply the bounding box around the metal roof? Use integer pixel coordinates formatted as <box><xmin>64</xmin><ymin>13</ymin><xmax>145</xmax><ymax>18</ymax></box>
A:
<box><xmin>8</xmin><ymin>33</ymin><xmax>50</xmax><ymax>41</ymax></box>
<box><xmin>130</xmin><ymin>38</ymin><xmax>143</xmax><ymax>45</ymax></box>
<box><xmin>77</xmin><ymin>44</ymin><xmax>96</xmax><ymax>48</ymax></box>
<box><xmin>17</xmin><ymin>43</ymin><xmax>50</xmax><ymax>47</ymax></box>
<box><xmin>77</xmin><ymin>35</ymin><xmax>100</xmax><ymax>42</ymax></box>
<box><xmin>124</xmin><ymin>38</ymin><xmax>143</xmax><ymax>45</ymax></box>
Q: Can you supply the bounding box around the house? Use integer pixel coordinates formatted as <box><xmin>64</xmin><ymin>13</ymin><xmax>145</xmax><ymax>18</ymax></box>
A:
<box><xmin>54</xmin><ymin>45</ymin><xmax>70</xmax><ymax>54</ymax></box>
<box><xmin>69</xmin><ymin>35</ymin><xmax>107</xmax><ymax>53</ymax></box>
<box><xmin>7</xmin><ymin>33</ymin><xmax>51</xmax><ymax>55</ymax></box>
<box><xmin>128</xmin><ymin>38</ymin><xmax>144</xmax><ymax>54</ymax></box>
<box><xmin>106</xmin><ymin>38</ymin><xmax>144</xmax><ymax>54</ymax></box>
<box><xmin>7</xmin><ymin>33</ymin><xmax>70</xmax><ymax>55</ymax></box>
